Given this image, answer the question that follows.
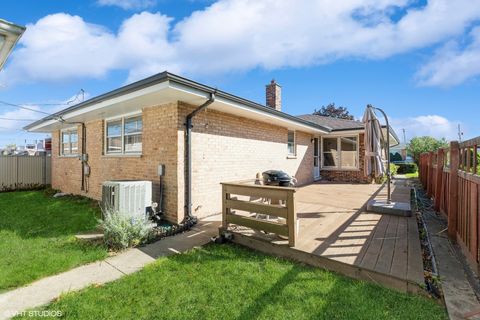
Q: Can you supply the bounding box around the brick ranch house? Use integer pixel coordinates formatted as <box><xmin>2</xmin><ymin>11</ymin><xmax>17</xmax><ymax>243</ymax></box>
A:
<box><xmin>25</xmin><ymin>72</ymin><xmax>399</xmax><ymax>224</ymax></box>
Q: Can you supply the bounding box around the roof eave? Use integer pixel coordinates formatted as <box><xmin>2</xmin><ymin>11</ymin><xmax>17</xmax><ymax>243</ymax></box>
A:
<box><xmin>0</xmin><ymin>19</ymin><xmax>25</xmax><ymax>70</ymax></box>
<box><xmin>24</xmin><ymin>71</ymin><xmax>332</xmax><ymax>133</ymax></box>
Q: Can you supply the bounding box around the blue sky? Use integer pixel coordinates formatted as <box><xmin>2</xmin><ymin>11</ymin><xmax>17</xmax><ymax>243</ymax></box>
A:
<box><xmin>1</xmin><ymin>0</ymin><xmax>480</xmax><ymax>147</ymax></box>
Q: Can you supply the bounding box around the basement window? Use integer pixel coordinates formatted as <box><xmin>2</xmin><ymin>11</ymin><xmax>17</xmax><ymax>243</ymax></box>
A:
<box><xmin>105</xmin><ymin>114</ymin><xmax>142</xmax><ymax>155</ymax></box>
<box><xmin>322</xmin><ymin>135</ymin><xmax>359</xmax><ymax>170</ymax></box>
<box><xmin>287</xmin><ymin>130</ymin><xmax>296</xmax><ymax>156</ymax></box>
<box><xmin>61</xmin><ymin>129</ymin><xmax>78</xmax><ymax>156</ymax></box>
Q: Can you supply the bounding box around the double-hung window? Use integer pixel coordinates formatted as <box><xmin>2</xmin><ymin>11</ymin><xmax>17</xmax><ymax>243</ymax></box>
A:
<box><xmin>287</xmin><ymin>130</ymin><xmax>296</xmax><ymax>156</ymax></box>
<box><xmin>61</xmin><ymin>129</ymin><xmax>78</xmax><ymax>156</ymax></box>
<box><xmin>322</xmin><ymin>136</ymin><xmax>358</xmax><ymax>169</ymax></box>
<box><xmin>105</xmin><ymin>114</ymin><xmax>142</xmax><ymax>155</ymax></box>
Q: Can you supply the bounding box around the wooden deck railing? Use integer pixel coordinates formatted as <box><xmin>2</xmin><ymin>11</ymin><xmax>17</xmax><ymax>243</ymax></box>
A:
<box><xmin>419</xmin><ymin>137</ymin><xmax>480</xmax><ymax>272</ymax></box>
<box><xmin>221</xmin><ymin>180</ymin><xmax>297</xmax><ymax>247</ymax></box>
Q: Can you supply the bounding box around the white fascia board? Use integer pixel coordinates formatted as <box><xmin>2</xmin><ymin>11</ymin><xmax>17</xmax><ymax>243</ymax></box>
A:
<box><xmin>0</xmin><ymin>19</ymin><xmax>25</xmax><ymax>70</ymax></box>
<box><xmin>65</xmin><ymin>81</ymin><xmax>169</xmax><ymax>119</ymax></box>
<box><xmin>168</xmin><ymin>81</ymin><xmax>210</xmax><ymax>100</ymax></box>
<box><xmin>27</xmin><ymin>81</ymin><xmax>170</xmax><ymax>132</ymax></box>
<box><xmin>169</xmin><ymin>81</ymin><xmax>328</xmax><ymax>134</ymax></box>
<box><xmin>215</xmin><ymin>95</ymin><xmax>328</xmax><ymax>134</ymax></box>
<box><xmin>28</xmin><ymin>119</ymin><xmax>58</xmax><ymax>132</ymax></box>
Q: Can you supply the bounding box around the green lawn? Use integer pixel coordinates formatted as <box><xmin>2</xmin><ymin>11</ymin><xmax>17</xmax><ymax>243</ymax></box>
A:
<box><xmin>0</xmin><ymin>191</ymin><xmax>107</xmax><ymax>291</ymax></box>
<box><xmin>21</xmin><ymin>244</ymin><xmax>447</xmax><ymax>320</ymax></box>
<box><xmin>405</xmin><ymin>171</ymin><xmax>419</xmax><ymax>179</ymax></box>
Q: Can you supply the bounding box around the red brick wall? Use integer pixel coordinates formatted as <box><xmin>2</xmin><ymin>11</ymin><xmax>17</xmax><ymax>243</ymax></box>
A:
<box><xmin>320</xmin><ymin>133</ymin><xmax>372</xmax><ymax>183</ymax></box>
<box><xmin>176</xmin><ymin>102</ymin><xmax>314</xmax><ymax>218</ymax></box>
<box><xmin>51</xmin><ymin>102</ymin><xmax>182</xmax><ymax>222</ymax></box>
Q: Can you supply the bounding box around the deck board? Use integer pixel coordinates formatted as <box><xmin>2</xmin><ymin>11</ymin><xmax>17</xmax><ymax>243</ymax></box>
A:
<box><xmin>407</xmin><ymin>215</ymin><xmax>425</xmax><ymax>285</ymax></box>
<box><xmin>390</xmin><ymin>216</ymin><xmax>408</xmax><ymax>279</ymax></box>
<box><xmin>375</xmin><ymin>215</ymin><xmax>399</xmax><ymax>274</ymax></box>
<box><xmin>359</xmin><ymin>214</ymin><xmax>390</xmax><ymax>270</ymax></box>
<box><xmin>225</xmin><ymin>180</ymin><xmax>426</xmax><ymax>291</ymax></box>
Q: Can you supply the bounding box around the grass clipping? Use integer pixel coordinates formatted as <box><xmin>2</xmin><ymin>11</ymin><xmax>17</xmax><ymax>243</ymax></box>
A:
<box><xmin>99</xmin><ymin>209</ymin><xmax>154</xmax><ymax>250</ymax></box>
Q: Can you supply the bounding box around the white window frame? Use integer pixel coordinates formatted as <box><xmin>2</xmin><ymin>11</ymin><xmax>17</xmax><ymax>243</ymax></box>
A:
<box><xmin>287</xmin><ymin>130</ymin><xmax>296</xmax><ymax>156</ymax></box>
<box><xmin>60</xmin><ymin>127</ymin><xmax>79</xmax><ymax>156</ymax></box>
<box><xmin>104</xmin><ymin>112</ymin><xmax>142</xmax><ymax>155</ymax></box>
<box><xmin>321</xmin><ymin>134</ymin><xmax>360</xmax><ymax>170</ymax></box>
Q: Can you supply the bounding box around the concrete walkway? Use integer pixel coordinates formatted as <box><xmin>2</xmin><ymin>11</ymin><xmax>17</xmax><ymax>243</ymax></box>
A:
<box><xmin>0</xmin><ymin>217</ymin><xmax>220</xmax><ymax>320</ymax></box>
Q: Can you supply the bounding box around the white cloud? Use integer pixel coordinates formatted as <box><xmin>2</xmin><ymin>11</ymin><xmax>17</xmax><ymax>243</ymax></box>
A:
<box><xmin>97</xmin><ymin>0</ymin><xmax>156</xmax><ymax>10</ymax></box>
<box><xmin>0</xmin><ymin>12</ymin><xmax>174</xmax><ymax>84</ymax></box>
<box><xmin>416</xmin><ymin>27</ymin><xmax>480</xmax><ymax>87</ymax></box>
<box><xmin>2</xmin><ymin>0</ymin><xmax>480</xmax><ymax>85</ymax></box>
<box><xmin>391</xmin><ymin>114</ymin><xmax>460</xmax><ymax>141</ymax></box>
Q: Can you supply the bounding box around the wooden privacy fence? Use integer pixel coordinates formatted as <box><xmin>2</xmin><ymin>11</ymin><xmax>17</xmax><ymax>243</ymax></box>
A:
<box><xmin>419</xmin><ymin>137</ymin><xmax>480</xmax><ymax>271</ymax></box>
<box><xmin>221</xmin><ymin>180</ymin><xmax>297</xmax><ymax>247</ymax></box>
<box><xmin>0</xmin><ymin>155</ymin><xmax>51</xmax><ymax>191</ymax></box>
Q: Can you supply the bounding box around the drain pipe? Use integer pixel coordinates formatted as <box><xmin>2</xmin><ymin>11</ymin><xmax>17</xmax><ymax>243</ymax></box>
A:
<box><xmin>183</xmin><ymin>91</ymin><xmax>216</xmax><ymax>224</ymax></box>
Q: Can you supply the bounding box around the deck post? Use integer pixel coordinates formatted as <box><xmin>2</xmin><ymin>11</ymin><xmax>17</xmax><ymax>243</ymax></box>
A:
<box><xmin>287</xmin><ymin>190</ymin><xmax>297</xmax><ymax>247</ymax></box>
<box><xmin>434</xmin><ymin>148</ymin><xmax>444</xmax><ymax>211</ymax></box>
<box><xmin>448</xmin><ymin>141</ymin><xmax>459</xmax><ymax>240</ymax></box>
<box><xmin>221</xmin><ymin>184</ymin><xmax>230</xmax><ymax>229</ymax></box>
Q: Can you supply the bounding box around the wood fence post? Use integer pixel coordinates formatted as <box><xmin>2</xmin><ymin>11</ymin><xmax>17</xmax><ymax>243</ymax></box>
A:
<box><xmin>448</xmin><ymin>141</ymin><xmax>459</xmax><ymax>240</ymax></box>
<box><xmin>427</xmin><ymin>152</ymin><xmax>434</xmax><ymax>197</ymax></box>
<box><xmin>434</xmin><ymin>149</ymin><xmax>444</xmax><ymax>211</ymax></box>
<box><xmin>419</xmin><ymin>155</ymin><xmax>423</xmax><ymax>185</ymax></box>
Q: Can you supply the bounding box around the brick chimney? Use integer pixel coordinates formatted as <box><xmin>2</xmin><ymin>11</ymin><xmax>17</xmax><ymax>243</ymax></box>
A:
<box><xmin>266</xmin><ymin>79</ymin><xmax>281</xmax><ymax>111</ymax></box>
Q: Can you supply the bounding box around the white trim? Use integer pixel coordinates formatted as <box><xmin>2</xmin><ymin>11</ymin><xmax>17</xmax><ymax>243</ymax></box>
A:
<box><xmin>104</xmin><ymin>110</ymin><xmax>142</xmax><ymax>122</ymax></box>
<box><xmin>60</xmin><ymin>125</ymin><xmax>78</xmax><ymax>131</ymax></box>
<box><xmin>58</xmin><ymin>155</ymin><xmax>80</xmax><ymax>158</ymax></box>
<box><xmin>168</xmin><ymin>81</ymin><xmax>330</xmax><ymax>135</ymax></box>
<box><xmin>321</xmin><ymin>134</ymin><xmax>360</xmax><ymax>170</ymax></box>
<box><xmin>287</xmin><ymin>130</ymin><xmax>296</xmax><ymax>156</ymax></box>
<box><xmin>27</xmin><ymin>83</ymin><xmax>168</xmax><ymax>132</ymax></box>
<box><xmin>313</xmin><ymin>136</ymin><xmax>321</xmax><ymax>179</ymax></box>
<box><xmin>101</xmin><ymin>154</ymin><xmax>142</xmax><ymax>158</ymax></box>
<box><xmin>104</xmin><ymin>113</ymin><xmax>143</xmax><ymax>155</ymax></box>
<box><xmin>60</xmin><ymin>127</ymin><xmax>79</xmax><ymax>156</ymax></box>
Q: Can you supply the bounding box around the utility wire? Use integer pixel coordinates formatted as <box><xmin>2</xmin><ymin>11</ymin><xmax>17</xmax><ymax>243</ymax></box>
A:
<box><xmin>0</xmin><ymin>89</ymin><xmax>86</xmax><ymax>117</ymax></box>
<box><xmin>0</xmin><ymin>117</ymin><xmax>37</xmax><ymax>121</ymax></box>
<box><xmin>0</xmin><ymin>126</ymin><xmax>25</xmax><ymax>132</ymax></box>
<box><xmin>0</xmin><ymin>100</ymin><xmax>53</xmax><ymax>116</ymax></box>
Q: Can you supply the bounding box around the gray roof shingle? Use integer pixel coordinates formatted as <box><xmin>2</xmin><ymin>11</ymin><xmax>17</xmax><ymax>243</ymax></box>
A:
<box><xmin>296</xmin><ymin>114</ymin><xmax>364</xmax><ymax>131</ymax></box>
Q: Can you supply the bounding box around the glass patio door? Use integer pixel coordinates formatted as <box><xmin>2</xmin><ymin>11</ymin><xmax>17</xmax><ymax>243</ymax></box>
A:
<box><xmin>313</xmin><ymin>137</ymin><xmax>320</xmax><ymax>179</ymax></box>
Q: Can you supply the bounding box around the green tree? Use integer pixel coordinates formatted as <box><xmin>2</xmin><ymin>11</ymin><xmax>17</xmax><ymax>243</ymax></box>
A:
<box><xmin>407</xmin><ymin>136</ymin><xmax>449</xmax><ymax>164</ymax></box>
<box><xmin>313</xmin><ymin>103</ymin><xmax>354</xmax><ymax>120</ymax></box>
<box><xmin>390</xmin><ymin>152</ymin><xmax>403</xmax><ymax>162</ymax></box>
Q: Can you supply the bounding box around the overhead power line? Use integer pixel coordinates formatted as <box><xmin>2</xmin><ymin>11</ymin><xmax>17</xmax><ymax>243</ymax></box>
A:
<box><xmin>0</xmin><ymin>88</ymin><xmax>86</xmax><ymax>117</ymax></box>
<box><xmin>0</xmin><ymin>100</ymin><xmax>53</xmax><ymax>115</ymax></box>
<box><xmin>0</xmin><ymin>126</ymin><xmax>25</xmax><ymax>132</ymax></box>
<box><xmin>0</xmin><ymin>117</ymin><xmax>37</xmax><ymax>121</ymax></box>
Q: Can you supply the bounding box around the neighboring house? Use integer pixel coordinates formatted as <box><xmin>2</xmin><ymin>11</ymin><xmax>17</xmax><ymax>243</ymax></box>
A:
<box><xmin>25</xmin><ymin>72</ymin><xmax>399</xmax><ymax>224</ymax></box>
<box><xmin>390</xmin><ymin>143</ymin><xmax>408</xmax><ymax>162</ymax></box>
<box><xmin>0</xmin><ymin>19</ymin><xmax>25</xmax><ymax>70</ymax></box>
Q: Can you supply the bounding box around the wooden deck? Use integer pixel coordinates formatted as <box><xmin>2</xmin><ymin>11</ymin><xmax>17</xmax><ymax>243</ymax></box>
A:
<box><xmin>222</xmin><ymin>180</ymin><xmax>425</xmax><ymax>293</ymax></box>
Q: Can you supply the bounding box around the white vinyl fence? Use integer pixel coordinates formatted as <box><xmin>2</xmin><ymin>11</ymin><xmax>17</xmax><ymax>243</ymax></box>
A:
<box><xmin>0</xmin><ymin>156</ymin><xmax>51</xmax><ymax>191</ymax></box>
